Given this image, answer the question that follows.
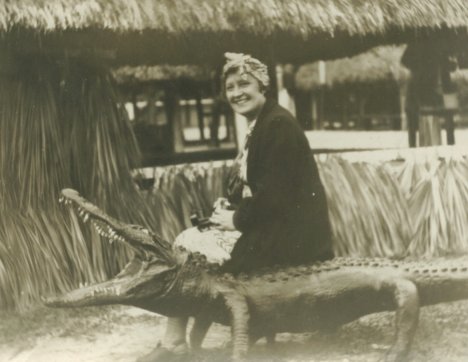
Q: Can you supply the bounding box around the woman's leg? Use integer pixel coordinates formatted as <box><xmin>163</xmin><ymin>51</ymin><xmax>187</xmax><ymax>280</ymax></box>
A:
<box><xmin>162</xmin><ymin>317</ymin><xmax>189</xmax><ymax>349</ymax></box>
<box><xmin>136</xmin><ymin>318</ymin><xmax>189</xmax><ymax>362</ymax></box>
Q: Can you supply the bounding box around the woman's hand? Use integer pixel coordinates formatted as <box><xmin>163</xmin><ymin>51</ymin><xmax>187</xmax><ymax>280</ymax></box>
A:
<box><xmin>213</xmin><ymin>197</ymin><xmax>230</xmax><ymax>210</ymax></box>
<box><xmin>209</xmin><ymin>208</ymin><xmax>236</xmax><ymax>231</ymax></box>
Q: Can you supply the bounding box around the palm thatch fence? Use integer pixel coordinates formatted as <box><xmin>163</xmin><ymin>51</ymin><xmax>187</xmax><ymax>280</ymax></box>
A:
<box><xmin>318</xmin><ymin>147</ymin><xmax>468</xmax><ymax>257</ymax></box>
<box><xmin>148</xmin><ymin>146</ymin><xmax>468</xmax><ymax>261</ymax></box>
<box><xmin>1</xmin><ymin>56</ymin><xmax>468</xmax><ymax>311</ymax></box>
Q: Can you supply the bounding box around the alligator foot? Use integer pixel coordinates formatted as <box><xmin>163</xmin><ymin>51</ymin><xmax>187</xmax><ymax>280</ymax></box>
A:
<box><xmin>136</xmin><ymin>343</ymin><xmax>190</xmax><ymax>362</ymax></box>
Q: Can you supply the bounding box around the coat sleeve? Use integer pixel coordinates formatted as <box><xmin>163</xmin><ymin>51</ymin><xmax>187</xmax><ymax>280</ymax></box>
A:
<box><xmin>232</xmin><ymin>117</ymin><xmax>302</xmax><ymax>232</ymax></box>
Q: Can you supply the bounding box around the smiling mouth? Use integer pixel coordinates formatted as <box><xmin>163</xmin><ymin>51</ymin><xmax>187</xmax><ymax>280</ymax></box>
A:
<box><xmin>233</xmin><ymin>98</ymin><xmax>250</xmax><ymax>105</ymax></box>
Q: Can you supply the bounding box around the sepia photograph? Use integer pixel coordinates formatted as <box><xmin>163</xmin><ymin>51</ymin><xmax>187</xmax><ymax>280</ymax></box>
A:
<box><xmin>1</xmin><ymin>1</ymin><xmax>468</xmax><ymax>361</ymax></box>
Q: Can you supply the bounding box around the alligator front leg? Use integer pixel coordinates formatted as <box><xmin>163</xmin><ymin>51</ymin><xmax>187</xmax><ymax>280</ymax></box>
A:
<box><xmin>223</xmin><ymin>292</ymin><xmax>250</xmax><ymax>362</ymax></box>
<box><xmin>385</xmin><ymin>279</ymin><xmax>420</xmax><ymax>362</ymax></box>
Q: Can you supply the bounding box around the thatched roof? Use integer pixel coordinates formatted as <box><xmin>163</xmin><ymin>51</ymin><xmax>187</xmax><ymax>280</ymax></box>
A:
<box><xmin>2</xmin><ymin>1</ymin><xmax>468</xmax><ymax>65</ymax></box>
<box><xmin>296</xmin><ymin>45</ymin><xmax>410</xmax><ymax>91</ymax></box>
<box><xmin>296</xmin><ymin>44</ymin><xmax>468</xmax><ymax>91</ymax></box>
<box><xmin>3</xmin><ymin>0</ymin><xmax>468</xmax><ymax>36</ymax></box>
<box><xmin>113</xmin><ymin>65</ymin><xmax>213</xmax><ymax>85</ymax></box>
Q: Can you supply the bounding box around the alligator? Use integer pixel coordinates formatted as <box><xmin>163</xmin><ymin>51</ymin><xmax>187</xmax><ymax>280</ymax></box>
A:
<box><xmin>45</xmin><ymin>188</ymin><xmax>468</xmax><ymax>362</ymax></box>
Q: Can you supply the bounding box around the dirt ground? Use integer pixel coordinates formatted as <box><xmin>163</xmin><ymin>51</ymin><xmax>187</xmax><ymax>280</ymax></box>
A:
<box><xmin>1</xmin><ymin>300</ymin><xmax>468</xmax><ymax>362</ymax></box>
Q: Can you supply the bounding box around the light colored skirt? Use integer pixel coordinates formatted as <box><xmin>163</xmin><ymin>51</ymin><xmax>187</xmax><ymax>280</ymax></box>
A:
<box><xmin>173</xmin><ymin>226</ymin><xmax>241</xmax><ymax>264</ymax></box>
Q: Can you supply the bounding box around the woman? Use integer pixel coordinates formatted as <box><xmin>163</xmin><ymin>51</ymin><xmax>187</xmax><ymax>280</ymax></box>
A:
<box><xmin>151</xmin><ymin>53</ymin><xmax>333</xmax><ymax>360</ymax></box>
<box><xmin>210</xmin><ymin>52</ymin><xmax>333</xmax><ymax>274</ymax></box>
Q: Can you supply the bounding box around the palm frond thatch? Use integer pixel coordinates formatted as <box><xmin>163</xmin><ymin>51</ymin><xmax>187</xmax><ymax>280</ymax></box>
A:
<box><xmin>296</xmin><ymin>45</ymin><xmax>410</xmax><ymax>91</ymax></box>
<box><xmin>2</xmin><ymin>0</ymin><xmax>468</xmax><ymax>36</ymax></box>
<box><xmin>113</xmin><ymin>65</ymin><xmax>213</xmax><ymax>84</ymax></box>
<box><xmin>0</xmin><ymin>56</ymin><xmax>184</xmax><ymax>310</ymax></box>
<box><xmin>2</xmin><ymin>1</ymin><xmax>468</xmax><ymax>66</ymax></box>
<box><xmin>149</xmin><ymin>146</ymin><xmax>468</xmax><ymax>260</ymax></box>
<box><xmin>320</xmin><ymin>148</ymin><xmax>468</xmax><ymax>257</ymax></box>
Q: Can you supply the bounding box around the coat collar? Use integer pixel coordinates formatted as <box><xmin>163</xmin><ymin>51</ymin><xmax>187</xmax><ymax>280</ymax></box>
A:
<box><xmin>249</xmin><ymin>97</ymin><xmax>277</xmax><ymax>137</ymax></box>
<box><xmin>256</xmin><ymin>97</ymin><xmax>277</xmax><ymax>124</ymax></box>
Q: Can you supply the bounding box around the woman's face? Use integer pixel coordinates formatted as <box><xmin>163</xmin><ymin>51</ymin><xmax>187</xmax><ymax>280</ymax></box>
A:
<box><xmin>225</xmin><ymin>70</ymin><xmax>266</xmax><ymax>121</ymax></box>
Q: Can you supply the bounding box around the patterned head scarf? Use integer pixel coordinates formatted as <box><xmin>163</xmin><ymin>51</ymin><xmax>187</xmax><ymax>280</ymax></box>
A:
<box><xmin>222</xmin><ymin>52</ymin><xmax>270</xmax><ymax>89</ymax></box>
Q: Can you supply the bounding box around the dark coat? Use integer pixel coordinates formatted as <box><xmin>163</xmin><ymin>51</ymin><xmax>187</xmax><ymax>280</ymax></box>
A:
<box><xmin>221</xmin><ymin>98</ymin><xmax>333</xmax><ymax>275</ymax></box>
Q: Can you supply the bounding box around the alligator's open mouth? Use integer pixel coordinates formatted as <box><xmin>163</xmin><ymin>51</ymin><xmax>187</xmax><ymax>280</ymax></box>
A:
<box><xmin>60</xmin><ymin>191</ymin><xmax>127</xmax><ymax>245</ymax></box>
<box><xmin>59</xmin><ymin>189</ymin><xmax>173</xmax><ymax>261</ymax></box>
<box><xmin>43</xmin><ymin>189</ymin><xmax>177</xmax><ymax>308</ymax></box>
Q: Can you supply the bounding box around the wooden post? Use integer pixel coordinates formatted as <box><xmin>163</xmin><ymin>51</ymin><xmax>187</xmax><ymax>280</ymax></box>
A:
<box><xmin>358</xmin><ymin>93</ymin><xmax>366</xmax><ymax>130</ymax></box>
<box><xmin>399</xmin><ymin>82</ymin><xmax>408</xmax><ymax>130</ymax></box>
<box><xmin>195</xmin><ymin>91</ymin><xmax>205</xmax><ymax>141</ymax></box>
<box><xmin>291</xmin><ymin>89</ymin><xmax>312</xmax><ymax>129</ymax></box>
<box><xmin>164</xmin><ymin>84</ymin><xmax>183</xmax><ymax>153</ymax></box>
<box><xmin>211</xmin><ymin>66</ymin><xmax>224</xmax><ymax>146</ymax></box>
<box><xmin>311</xmin><ymin>93</ymin><xmax>318</xmax><ymax>130</ymax></box>
<box><xmin>266</xmin><ymin>60</ymin><xmax>278</xmax><ymax>100</ymax></box>
<box><xmin>418</xmin><ymin>111</ymin><xmax>442</xmax><ymax>146</ymax></box>
<box><xmin>277</xmin><ymin>64</ymin><xmax>297</xmax><ymax>116</ymax></box>
<box><xmin>147</xmin><ymin>88</ymin><xmax>157</xmax><ymax>125</ymax></box>
<box><xmin>405</xmin><ymin>76</ymin><xmax>418</xmax><ymax>147</ymax></box>
<box><xmin>446</xmin><ymin>112</ymin><xmax>455</xmax><ymax>145</ymax></box>
<box><xmin>441</xmin><ymin>66</ymin><xmax>457</xmax><ymax>145</ymax></box>
<box><xmin>318</xmin><ymin>88</ymin><xmax>324</xmax><ymax>130</ymax></box>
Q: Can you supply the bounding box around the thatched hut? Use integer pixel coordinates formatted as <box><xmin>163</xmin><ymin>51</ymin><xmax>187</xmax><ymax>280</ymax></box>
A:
<box><xmin>294</xmin><ymin>45</ymin><xmax>468</xmax><ymax>147</ymax></box>
<box><xmin>295</xmin><ymin>45</ymin><xmax>410</xmax><ymax>131</ymax></box>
